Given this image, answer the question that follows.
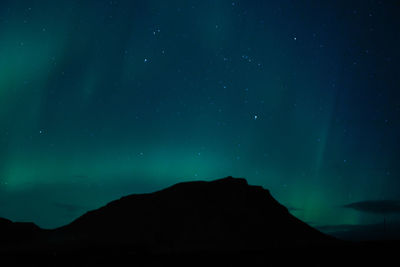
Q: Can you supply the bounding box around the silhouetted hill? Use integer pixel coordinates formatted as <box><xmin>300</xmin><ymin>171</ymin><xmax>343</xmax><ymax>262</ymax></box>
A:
<box><xmin>53</xmin><ymin>176</ymin><xmax>331</xmax><ymax>252</ymax></box>
<box><xmin>1</xmin><ymin>177</ymin><xmax>398</xmax><ymax>266</ymax></box>
<box><xmin>0</xmin><ymin>218</ymin><xmax>43</xmax><ymax>245</ymax></box>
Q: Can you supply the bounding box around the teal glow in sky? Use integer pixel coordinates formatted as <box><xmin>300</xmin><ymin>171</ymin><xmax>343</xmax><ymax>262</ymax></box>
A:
<box><xmin>0</xmin><ymin>1</ymin><xmax>399</xmax><ymax>237</ymax></box>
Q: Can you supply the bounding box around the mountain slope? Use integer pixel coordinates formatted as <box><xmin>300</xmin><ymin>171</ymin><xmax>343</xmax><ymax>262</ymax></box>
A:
<box><xmin>53</xmin><ymin>177</ymin><xmax>331</xmax><ymax>252</ymax></box>
<box><xmin>3</xmin><ymin>177</ymin><xmax>399</xmax><ymax>266</ymax></box>
<box><xmin>0</xmin><ymin>218</ymin><xmax>43</xmax><ymax>245</ymax></box>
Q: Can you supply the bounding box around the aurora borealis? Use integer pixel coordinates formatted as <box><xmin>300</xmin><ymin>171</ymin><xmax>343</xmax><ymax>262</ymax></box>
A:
<box><xmin>0</xmin><ymin>1</ymin><xmax>399</xmax><ymax>238</ymax></box>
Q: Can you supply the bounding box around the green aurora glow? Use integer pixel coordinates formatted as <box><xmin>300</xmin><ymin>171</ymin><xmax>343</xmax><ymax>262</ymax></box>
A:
<box><xmin>0</xmin><ymin>1</ymin><xmax>399</xmax><ymax>232</ymax></box>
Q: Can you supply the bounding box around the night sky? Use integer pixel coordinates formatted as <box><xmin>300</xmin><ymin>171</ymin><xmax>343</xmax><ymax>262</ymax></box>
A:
<box><xmin>0</xmin><ymin>0</ymin><xmax>399</xmax><ymax>239</ymax></box>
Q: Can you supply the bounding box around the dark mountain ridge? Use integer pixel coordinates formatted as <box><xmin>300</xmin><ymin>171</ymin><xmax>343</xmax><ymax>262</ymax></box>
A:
<box><xmin>53</xmin><ymin>177</ymin><xmax>330</xmax><ymax>252</ymax></box>
<box><xmin>0</xmin><ymin>218</ymin><xmax>43</xmax><ymax>246</ymax></box>
<box><xmin>2</xmin><ymin>177</ymin><xmax>397</xmax><ymax>266</ymax></box>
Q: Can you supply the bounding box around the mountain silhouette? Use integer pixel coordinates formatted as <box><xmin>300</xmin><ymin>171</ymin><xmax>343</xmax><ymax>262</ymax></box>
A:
<box><xmin>1</xmin><ymin>177</ymin><xmax>397</xmax><ymax>266</ymax></box>
<box><xmin>0</xmin><ymin>218</ymin><xmax>43</xmax><ymax>245</ymax></box>
<box><xmin>53</xmin><ymin>176</ymin><xmax>330</xmax><ymax>252</ymax></box>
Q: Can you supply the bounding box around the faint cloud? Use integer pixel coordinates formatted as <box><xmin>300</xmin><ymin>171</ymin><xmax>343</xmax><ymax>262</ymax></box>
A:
<box><xmin>54</xmin><ymin>202</ymin><xmax>85</xmax><ymax>213</ymax></box>
<box><xmin>72</xmin><ymin>175</ymin><xmax>89</xmax><ymax>179</ymax></box>
<box><xmin>317</xmin><ymin>224</ymin><xmax>364</xmax><ymax>233</ymax></box>
<box><xmin>343</xmin><ymin>200</ymin><xmax>400</xmax><ymax>214</ymax></box>
<box><xmin>317</xmin><ymin>222</ymin><xmax>400</xmax><ymax>241</ymax></box>
<box><xmin>287</xmin><ymin>206</ymin><xmax>302</xmax><ymax>212</ymax></box>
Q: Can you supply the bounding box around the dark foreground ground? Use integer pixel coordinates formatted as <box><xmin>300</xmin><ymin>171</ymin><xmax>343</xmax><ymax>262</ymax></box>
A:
<box><xmin>1</xmin><ymin>178</ymin><xmax>398</xmax><ymax>266</ymax></box>
<box><xmin>1</xmin><ymin>240</ymin><xmax>399</xmax><ymax>266</ymax></box>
